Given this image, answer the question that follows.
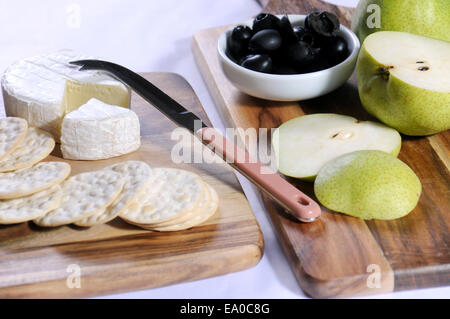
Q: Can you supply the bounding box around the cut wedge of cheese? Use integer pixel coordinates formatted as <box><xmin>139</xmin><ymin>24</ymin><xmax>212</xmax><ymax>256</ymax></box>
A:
<box><xmin>61</xmin><ymin>98</ymin><xmax>141</xmax><ymax>160</ymax></box>
<box><xmin>1</xmin><ymin>50</ymin><xmax>130</xmax><ymax>140</ymax></box>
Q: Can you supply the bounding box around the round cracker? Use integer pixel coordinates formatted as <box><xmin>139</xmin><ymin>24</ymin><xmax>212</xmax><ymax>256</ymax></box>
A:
<box><xmin>74</xmin><ymin>161</ymin><xmax>152</xmax><ymax>227</ymax></box>
<box><xmin>0</xmin><ymin>184</ymin><xmax>62</xmax><ymax>224</ymax></box>
<box><xmin>120</xmin><ymin>168</ymin><xmax>205</xmax><ymax>225</ymax></box>
<box><xmin>135</xmin><ymin>180</ymin><xmax>211</xmax><ymax>229</ymax></box>
<box><xmin>0</xmin><ymin>162</ymin><xmax>71</xmax><ymax>199</ymax></box>
<box><xmin>149</xmin><ymin>184</ymin><xmax>219</xmax><ymax>232</ymax></box>
<box><xmin>0</xmin><ymin>127</ymin><xmax>55</xmax><ymax>173</ymax></box>
<box><xmin>121</xmin><ymin>181</ymin><xmax>207</xmax><ymax>228</ymax></box>
<box><xmin>0</xmin><ymin>117</ymin><xmax>28</xmax><ymax>161</ymax></box>
<box><xmin>34</xmin><ymin>170</ymin><xmax>124</xmax><ymax>227</ymax></box>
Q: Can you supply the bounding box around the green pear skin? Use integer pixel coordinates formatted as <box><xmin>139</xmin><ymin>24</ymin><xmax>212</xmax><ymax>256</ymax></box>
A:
<box><xmin>356</xmin><ymin>32</ymin><xmax>450</xmax><ymax>136</ymax></box>
<box><xmin>314</xmin><ymin>150</ymin><xmax>422</xmax><ymax>220</ymax></box>
<box><xmin>352</xmin><ymin>0</ymin><xmax>450</xmax><ymax>43</ymax></box>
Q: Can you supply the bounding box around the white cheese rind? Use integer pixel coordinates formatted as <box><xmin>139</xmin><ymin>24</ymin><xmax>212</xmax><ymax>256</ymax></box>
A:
<box><xmin>1</xmin><ymin>50</ymin><xmax>130</xmax><ymax>140</ymax></box>
<box><xmin>2</xmin><ymin>86</ymin><xmax>63</xmax><ymax>139</ymax></box>
<box><xmin>61</xmin><ymin>98</ymin><xmax>141</xmax><ymax>160</ymax></box>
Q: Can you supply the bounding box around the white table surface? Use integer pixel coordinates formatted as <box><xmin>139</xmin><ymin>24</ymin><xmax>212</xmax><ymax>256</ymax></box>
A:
<box><xmin>0</xmin><ymin>0</ymin><xmax>448</xmax><ymax>299</ymax></box>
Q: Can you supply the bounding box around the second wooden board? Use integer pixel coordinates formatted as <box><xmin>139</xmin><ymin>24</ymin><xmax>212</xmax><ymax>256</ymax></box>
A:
<box><xmin>192</xmin><ymin>0</ymin><xmax>450</xmax><ymax>298</ymax></box>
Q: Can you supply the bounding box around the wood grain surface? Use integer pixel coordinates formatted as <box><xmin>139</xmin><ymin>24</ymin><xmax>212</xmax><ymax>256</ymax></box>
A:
<box><xmin>0</xmin><ymin>72</ymin><xmax>264</xmax><ymax>298</ymax></box>
<box><xmin>192</xmin><ymin>0</ymin><xmax>450</xmax><ymax>297</ymax></box>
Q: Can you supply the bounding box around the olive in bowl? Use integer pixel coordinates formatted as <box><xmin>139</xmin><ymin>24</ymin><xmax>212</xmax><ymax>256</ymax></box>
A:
<box><xmin>218</xmin><ymin>14</ymin><xmax>360</xmax><ymax>101</ymax></box>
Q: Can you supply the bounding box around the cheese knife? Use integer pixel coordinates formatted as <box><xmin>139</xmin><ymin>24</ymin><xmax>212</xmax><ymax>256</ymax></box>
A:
<box><xmin>70</xmin><ymin>59</ymin><xmax>321</xmax><ymax>223</ymax></box>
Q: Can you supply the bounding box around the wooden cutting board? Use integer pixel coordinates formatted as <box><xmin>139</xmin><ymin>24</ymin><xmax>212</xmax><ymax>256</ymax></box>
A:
<box><xmin>192</xmin><ymin>0</ymin><xmax>450</xmax><ymax>297</ymax></box>
<box><xmin>0</xmin><ymin>72</ymin><xmax>263</xmax><ymax>298</ymax></box>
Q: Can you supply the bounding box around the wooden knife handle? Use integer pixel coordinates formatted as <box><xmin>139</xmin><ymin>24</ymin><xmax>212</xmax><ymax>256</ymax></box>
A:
<box><xmin>197</xmin><ymin>127</ymin><xmax>321</xmax><ymax>222</ymax></box>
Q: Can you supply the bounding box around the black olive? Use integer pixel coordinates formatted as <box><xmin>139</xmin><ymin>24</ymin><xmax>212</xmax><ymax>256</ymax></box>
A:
<box><xmin>293</xmin><ymin>25</ymin><xmax>321</xmax><ymax>47</ymax></box>
<box><xmin>252</xmin><ymin>13</ymin><xmax>280</xmax><ymax>33</ymax></box>
<box><xmin>317</xmin><ymin>35</ymin><xmax>349</xmax><ymax>67</ymax></box>
<box><xmin>309</xmin><ymin>51</ymin><xmax>333</xmax><ymax>72</ymax></box>
<box><xmin>304</xmin><ymin>11</ymin><xmax>340</xmax><ymax>38</ymax></box>
<box><xmin>249</xmin><ymin>29</ymin><xmax>282</xmax><ymax>53</ymax></box>
<box><xmin>227</xmin><ymin>25</ymin><xmax>253</xmax><ymax>61</ymax></box>
<box><xmin>240</xmin><ymin>54</ymin><xmax>273</xmax><ymax>73</ymax></box>
<box><xmin>278</xmin><ymin>15</ymin><xmax>297</xmax><ymax>43</ymax></box>
<box><xmin>326</xmin><ymin>36</ymin><xmax>349</xmax><ymax>64</ymax></box>
<box><xmin>272</xmin><ymin>63</ymin><xmax>298</xmax><ymax>75</ymax></box>
<box><xmin>293</xmin><ymin>26</ymin><xmax>306</xmax><ymax>40</ymax></box>
<box><xmin>284</xmin><ymin>41</ymin><xmax>314</xmax><ymax>72</ymax></box>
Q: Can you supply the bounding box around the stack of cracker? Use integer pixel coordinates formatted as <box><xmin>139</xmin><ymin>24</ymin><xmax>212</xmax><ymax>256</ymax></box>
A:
<box><xmin>120</xmin><ymin>168</ymin><xmax>219</xmax><ymax>232</ymax></box>
<box><xmin>0</xmin><ymin>117</ymin><xmax>218</xmax><ymax>232</ymax></box>
<box><xmin>0</xmin><ymin>117</ymin><xmax>69</xmax><ymax>224</ymax></box>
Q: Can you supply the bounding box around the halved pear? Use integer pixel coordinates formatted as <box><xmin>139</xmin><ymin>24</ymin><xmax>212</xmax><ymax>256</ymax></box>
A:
<box><xmin>272</xmin><ymin>113</ymin><xmax>401</xmax><ymax>180</ymax></box>
<box><xmin>314</xmin><ymin>150</ymin><xmax>422</xmax><ymax>220</ymax></box>
<box><xmin>357</xmin><ymin>31</ymin><xmax>450</xmax><ymax>136</ymax></box>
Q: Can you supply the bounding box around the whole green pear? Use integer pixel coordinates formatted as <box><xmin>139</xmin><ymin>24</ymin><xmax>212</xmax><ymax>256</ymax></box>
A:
<box><xmin>352</xmin><ymin>0</ymin><xmax>450</xmax><ymax>43</ymax></box>
<box><xmin>314</xmin><ymin>150</ymin><xmax>422</xmax><ymax>220</ymax></box>
<box><xmin>356</xmin><ymin>31</ymin><xmax>450</xmax><ymax>136</ymax></box>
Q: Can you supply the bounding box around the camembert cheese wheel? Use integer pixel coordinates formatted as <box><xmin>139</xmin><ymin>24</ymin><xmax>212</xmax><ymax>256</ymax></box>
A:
<box><xmin>1</xmin><ymin>50</ymin><xmax>130</xmax><ymax>141</ymax></box>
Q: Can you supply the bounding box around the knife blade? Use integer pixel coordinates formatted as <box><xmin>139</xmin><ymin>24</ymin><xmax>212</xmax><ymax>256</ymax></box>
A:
<box><xmin>69</xmin><ymin>59</ymin><xmax>321</xmax><ymax>223</ymax></box>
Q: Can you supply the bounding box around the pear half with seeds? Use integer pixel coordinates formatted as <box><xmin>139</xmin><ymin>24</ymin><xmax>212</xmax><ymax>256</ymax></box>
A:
<box><xmin>314</xmin><ymin>150</ymin><xmax>422</xmax><ymax>220</ymax></box>
<box><xmin>272</xmin><ymin>113</ymin><xmax>401</xmax><ymax>180</ymax></box>
<box><xmin>357</xmin><ymin>31</ymin><xmax>450</xmax><ymax>136</ymax></box>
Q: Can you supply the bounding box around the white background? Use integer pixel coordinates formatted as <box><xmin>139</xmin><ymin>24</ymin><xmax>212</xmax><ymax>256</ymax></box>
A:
<box><xmin>0</xmin><ymin>0</ymin><xmax>448</xmax><ymax>299</ymax></box>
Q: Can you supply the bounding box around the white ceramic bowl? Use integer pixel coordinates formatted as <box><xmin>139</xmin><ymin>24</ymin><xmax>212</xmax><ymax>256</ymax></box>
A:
<box><xmin>217</xmin><ymin>14</ymin><xmax>360</xmax><ymax>101</ymax></box>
